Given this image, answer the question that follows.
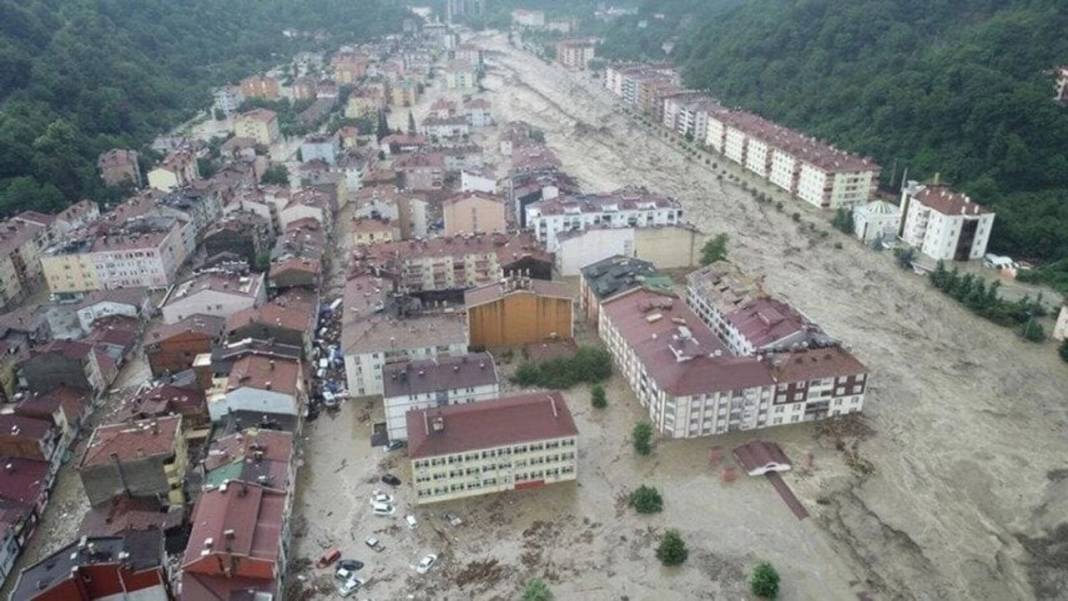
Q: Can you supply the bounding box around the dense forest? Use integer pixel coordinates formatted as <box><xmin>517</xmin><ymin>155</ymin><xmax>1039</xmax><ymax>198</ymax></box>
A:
<box><xmin>0</xmin><ymin>0</ymin><xmax>406</xmax><ymax>216</ymax></box>
<box><xmin>601</xmin><ymin>0</ymin><xmax>1068</xmax><ymax>263</ymax></box>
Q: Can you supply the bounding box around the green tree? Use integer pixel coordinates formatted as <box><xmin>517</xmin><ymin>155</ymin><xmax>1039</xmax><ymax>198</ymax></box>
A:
<box><xmin>750</xmin><ymin>562</ymin><xmax>780</xmax><ymax>599</ymax></box>
<box><xmin>628</xmin><ymin>485</ymin><xmax>663</xmax><ymax>514</ymax></box>
<box><xmin>407</xmin><ymin>111</ymin><xmax>417</xmax><ymax>135</ymax></box>
<box><xmin>893</xmin><ymin>247</ymin><xmax>916</xmax><ymax>270</ymax></box>
<box><xmin>213</xmin><ymin>108</ymin><xmax>226</xmax><ymax>121</ymax></box>
<box><xmin>521</xmin><ymin>578</ymin><xmax>553</xmax><ymax>601</ymax></box>
<box><xmin>591</xmin><ymin>384</ymin><xmax>607</xmax><ymax>409</ymax></box>
<box><xmin>656</xmin><ymin>529</ymin><xmax>688</xmax><ymax>566</ymax></box>
<box><xmin>376</xmin><ymin>108</ymin><xmax>390</xmax><ymax>142</ymax></box>
<box><xmin>632</xmin><ymin>422</ymin><xmax>653</xmax><ymax>456</ymax></box>
<box><xmin>261</xmin><ymin>164</ymin><xmax>289</xmax><ymax>186</ymax></box>
<box><xmin>831</xmin><ymin>207</ymin><xmax>853</xmax><ymax>235</ymax></box>
<box><xmin>1020</xmin><ymin>318</ymin><xmax>1045</xmax><ymax>342</ymax></box>
<box><xmin>1059</xmin><ymin>339</ymin><xmax>1068</xmax><ymax>363</ymax></box>
<box><xmin>700</xmin><ymin>233</ymin><xmax>729</xmax><ymax>265</ymax></box>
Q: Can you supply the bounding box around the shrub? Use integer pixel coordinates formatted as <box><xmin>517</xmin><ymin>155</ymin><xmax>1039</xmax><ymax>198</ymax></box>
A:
<box><xmin>893</xmin><ymin>247</ymin><xmax>916</xmax><ymax>270</ymax></box>
<box><xmin>832</xmin><ymin>207</ymin><xmax>854</xmax><ymax>234</ymax></box>
<box><xmin>1020</xmin><ymin>318</ymin><xmax>1045</xmax><ymax>342</ymax></box>
<box><xmin>700</xmin><ymin>233</ymin><xmax>729</xmax><ymax>265</ymax></box>
<box><xmin>591</xmin><ymin>384</ymin><xmax>607</xmax><ymax>409</ymax></box>
<box><xmin>791</xmin><ymin>212</ymin><xmax>801</xmax><ymax>222</ymax></box>
<box><xmin>628</xmin><ymin>485</ymin><xmax>663</xmax><ymax>514</ymax></box>
<box><xmin>656</xmin><ymin>529</ymin><xmax>688</xmax><ymax>566</ymax></box>
<box><xmin>522</xmin><ymin>578</ymin><xmax>553</xmax><ymax>601</ymax></box>
<box><xmin>1060</xmin><ymin>339</ymin><xmax>1068</xmax><ymax>363</ymax></box>
<box><xmin>632</xmin><ymin>422</ymin><xmax>653</xmax><ymax>455</ymax></box>
<box><xmin>751</xmin><ymin>562</ymin><xmax>780</xmax><ymax>599</ymax></box>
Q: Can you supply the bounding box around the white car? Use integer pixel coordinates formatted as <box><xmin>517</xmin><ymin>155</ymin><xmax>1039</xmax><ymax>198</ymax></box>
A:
<box><xmin>371</xmin><ymin>502</ymin><xmax>395</xmax><ymax>516</ymax></box>
<box><xmin>364</xmin><ymin>536</ymin><xmax>384</xmax><ymax>552</ymax></box>
<box><xmin>405</xmin><ymin>514</ymin><xmax>418</xmax><ymax>529</ymax></box>
<box><xmin>415</xmin><ymin>553</ymin><xmax>437</xmax><ymax>575</ymax></box>
<box><xmin>336</xmin><ymin>574</ymin><xmax>365</xmax><ymax>597</ymax></box>
<box><xmin>369</xmin><ymin>490</ymin><xmax>394</xmax><ymax>505</ymax></box>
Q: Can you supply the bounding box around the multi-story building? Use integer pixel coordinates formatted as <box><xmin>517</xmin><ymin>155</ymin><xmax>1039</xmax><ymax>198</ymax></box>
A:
<box><xmin>353</xmin><ymin>186</ymin><xmax>429</xmax><ymax>240</ymax></box>
<box><xmin>145</xmin><ymin>314</ymin><xmax>224</xmax><ymax>376</ymax></box>
<box><xmin>662</xmin><ymin>93</ymin><xmax>721</xmax><ymax>139</ymax></box>
<box><xmin>225</xmin><ymin>288</ymin><xmax>318</xmax><ymax>356</ymax></box>
<box><xmin>394</xmin><ymin>152</ymin><xmax>445</xmax><ymax>191</ymax></box>
<box><xmin>10</xmin><ymin>530</ymin><xmax>170</xmax><ymax>601</ymax></box>
<box><xmin>341</xmin><ymin>274</ymin><xmax>470</xmax><ymax>397</ymax></box>
<box><xmin>332</xmin><ymin>51</ymin><xmax>369</xmax><ymax>84</ymax></box>
<box><xmin>213</xmin><ymin>85</ymin><xmax>244</xmax><ymax>116</ymax></box>
<box><xmin>301</xmin><ymin>133</ymin><xmax>341</xmax><ymax>166</ymax></box>
<box><xmin>240</xmin><ymin>74</ymin><xmax>280</xmax><ymax>99</ymax></box>
<box><xmin>443</xmin><ymin>191</ymin><xmax>508</xmax><ymax>236</ymax></box>
<box><xmin>463</xmin><ymin>98</ymin><xmax>493</xmax><ymax>128</ymax></box>
<box><xmin>599</xmin><ymin>286</ymin><xmax>867</xmax><ymax>438</ymax></box>
<box><xmin>555</xmin><ymin>223</ymin><xmax>706</xmax><ymax>276</ymax></box>
<box><xmin>161</xmin><ymin>270</ymin><xmax>266</xmax><ymax>324</ymax></box>
<box><xmin>555</xmin><ymin>39</ymin><xmax>596</xmax><ymax>70</ymax></box>
<box><xmin>203</xmin><ymin>210</ymin><xmax>274</xmax><ymax>266</ymax></box>
<box><xmin>0</xmin><ymin>457</ymin><xmax>51</xmax><ymax>590</ymax></box>
<box><xmin>96</xmin><ymin>149</ymin><xmax>142</xmax><ymax>188</ymax></box>
<box><xmin>146</xmin><ymin>148</ymin><xmax>199</xmax><ymax>192</ymax></box>
<box><xmin>525</xmin><ymin>188</ymin><xmax>684</xmax><ymax>248</ymax></box>
<box><xmin>207</xmin><ymin>354</ymin><xmax>305</xmax><ymax>421</ymax></box>
<box><xmin>382</xmin><ymin>353</ymin><xmax>500</xmax><ymax>441</ymax></box>
<box><xmin>390</xmin><ymin>77</ymin><xmax>421</xmax><ymax>107</ymax></box>
<box><xmin>351</xmin><ymin>217</ymin><xmax>401</xmax><ymax>247</ymax></box>
<box><xmin>0</xmin><ymin>414</ymin><xmax>60</xmax><ymax>478</ymax></box>
<box><xmin>511</xmin><ymin>9</ymin><xmax>546</xmax><ymax>27</ymax></box>
<box><xmin>422</xmin><ymin>115</ymin><xmax>471</xmax><ymax>139</ymax></box>
<box><xmin>235</xmin><ymin>108</ymin><xmax>281</xmax><ymax>146</ymax></box>
<box><xmin>408</xmin><ymin>391</ymin><xmax>578</xmax><ymax>504</ymax></box>
<box><xmin>17</xmin><ymin>340</ymin><xmax>109</xmax><ymax>395</ymax></box>
<box><xmin>203</xmin><ymin>428</ymin><xmax>294</xmax><ymax>493</ymax></box>
<box><xmin>0</xmin><ymin>220</ymin><xmax>49</xmax><ymax>300</ymax></box>
<box><xmin>578</xmin><ymin>255</ymin><xmax>672</xmax><ymax>325</ymax></box>
<box><xmin>464</xmin><ymin>277</ymin><xmax>573</xmax><ymax>348</ymax></box>
<box><xmin>898</xmin><ymin>181</ymin><xmax>996</xmax><ymax>261</ymax></box>
<box><xmin>78</xmin><ymin>415</ymin><xmax>187</xmax><ymax>507</ymax></box>
<box><xmin>445</xmin><ymin>60</ymin><xmax>478</xmax><ymax>90</ymax></box>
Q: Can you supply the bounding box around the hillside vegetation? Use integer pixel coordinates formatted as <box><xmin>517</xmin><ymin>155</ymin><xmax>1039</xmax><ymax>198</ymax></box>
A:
<box><xmin>0</xmin><ymin>0</ymin><xmax>405</xmax><ymax>215</ymax></box>
<box><xmin>604</xmin><ymin>0</ymin><xmax>1068</xmax><ymax>262</ymax></box>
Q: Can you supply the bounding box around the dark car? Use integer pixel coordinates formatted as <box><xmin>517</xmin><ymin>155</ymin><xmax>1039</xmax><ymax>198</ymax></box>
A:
<box><xmin>381</xmin><ymin>473</ymin><xmax>401</xmax><ymax>486</ymax></box>
<box><xmin>337</xmin><ymin>559</ymin><xmax>364</xmax><ymax>572</ymax></box>
<box><xmin>385</xmin><ymin>440</ymin><xmax>406</xmax><ymax>451</ymax></box>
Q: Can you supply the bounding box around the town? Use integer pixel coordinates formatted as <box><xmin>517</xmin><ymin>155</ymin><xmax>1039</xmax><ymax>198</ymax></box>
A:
<box><xmin>0</xmin><ymin>4</ymin><xmax>1066</xmax><ymax>601</ymax></box>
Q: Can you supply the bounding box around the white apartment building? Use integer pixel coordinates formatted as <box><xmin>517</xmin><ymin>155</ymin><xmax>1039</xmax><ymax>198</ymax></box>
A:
<box><xmin>381</xmin><ymin>353</ymin><xmax>500</xmax><ymax>441</ymax></box>
<box><xmin>898</xmin><ymin>181</ymin><xmax>995</xmax><ymax>261</ymax></box>
<box><xmin>213</xmin><ymin>86</ymin><xmax>244</xmax><ymax>116</ymax></box>
<box><xmin>598</xmin><ymin>286</ymin><xmax>867</xmax><ymax>438</ymax></box>
<box><xmin>408</xmin><ymin>392</ymin><xmax>578</xmax><ymax>505</ymax></box>
<box><xmin>161</xmin><ymin>271</ymin><xmax>265</xmax><ymax>324</ymax></box>
<box><xmin>525</xmin><ymin>189</ymin><xmax>684</xmax><ymax>248</ymax></box>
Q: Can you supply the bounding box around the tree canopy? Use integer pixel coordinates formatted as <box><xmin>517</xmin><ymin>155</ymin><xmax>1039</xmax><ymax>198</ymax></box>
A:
<box><xmin>0</xmin><ymin>0</ymin><xmax>405</xmax><ymax>215</ymax></box>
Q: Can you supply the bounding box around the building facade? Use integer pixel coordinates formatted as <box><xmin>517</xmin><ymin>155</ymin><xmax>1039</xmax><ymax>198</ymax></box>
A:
<box><xmin>526</xmin><ymin>188</ymin><xmax>684</xmax><ymax>249</ymax></box>
<box><xmin>464</xmin><ymin>278</ymin><xmax>573</xmax><ymax>348</ymax></box>
<box><xmin>898</xmin><ymin>181</ymin><xmax>995</xmax><ymax>261</ymax></box>
<box><xmin>382</xmin><ymin>353</ymin><xmax>500</xmax><ymax>441</ymax></box>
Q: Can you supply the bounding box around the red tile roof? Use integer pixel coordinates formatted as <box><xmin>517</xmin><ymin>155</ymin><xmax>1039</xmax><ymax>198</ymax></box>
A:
<box><xmin>407</xmin><ymin>392</ymin><xmax>578</xmax><ymax>459</ymax></box>
<box><xmin>226</xmin><ymin>289</ymin><xmax>317</xmax><ymax>334</ymax></box>
<box><xmin>15</xmin><ymin>386</ymin><xmax>87</xmax><ymax>425</ymax></box>
<box><xmin>226</xmin><ymin>355</ymin><xmax>301</xmax><ymax>396</ymax></box>
<box><xmin>913</xmin><ymin>185</ymin><xmax>990</xmax><ymax>216</ymax></box>
<box><xmin>0</xmin><ymin>457</ymin><xmax>50</xmax><ymax>506</ymax></box>
<box><xmin>181</xmin><ymin>482</ymin><xmax>285</xmax><ymax>573</ymax></box>
<box><xmin>0</xmin><ymin>414</ymin><xmax>54</xmax><ymax>444</ymax></box>
<box><xmin>767</xmin><ymin>346</ymin><xmax>867</xmax><ymax>382</ymax></box>
<box><xmin>146</xmin><ymin>314</ymin><xmax>226</xmax><ymax>344</ymax></box>
<box><xmin>79</xmin><ymin>496</ymin><xmax>184</xmax><ymax>537</ymax></box>
<box><xmin>725</xmin><ymin>297</ymin><xmax>814</xmax><ymax>349</ymax></box>
<box><xmin>80</xmin><ymin>416</ymin><xmax>182</xmax><ymax>468</ymax></box>
<box><xmin>204</xmin><ymin>429</ymin><xmax>294</xmax><ymax>472</ymax></box>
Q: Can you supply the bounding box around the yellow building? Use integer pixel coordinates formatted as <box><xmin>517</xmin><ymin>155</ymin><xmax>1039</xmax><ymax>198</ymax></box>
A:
<box><xmin>235</xmin><ymin>108</ymin><xmax>280</xmax><ymax>146</ymax></box>
<box><xmin>41</xmin><ymin>245</ymin><xmax>100</xmax><ymax>295</ymax></box>
<box><xmin>0</xmin><ymin>254</ymin><xmax>21</xmax><ymax>306</ymax></box>
<box><xmin>345</xmin><ymin>95</ymin><xmax>379</xmax><ymax>119</ymax></box>
<box><xmin>351</xmin><ymin>217</ymin><xmax>400</xmax><ymax>247</ymax></box>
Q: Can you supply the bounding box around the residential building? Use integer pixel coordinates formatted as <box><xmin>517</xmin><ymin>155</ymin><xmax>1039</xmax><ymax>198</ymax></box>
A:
<box><xmin>235</xmin><ymin>108</ymin><xmax>281</xmax><ymax>146</ymax></box>
<box><xmin>443</xmin><ymin>191</ymin><xmax>508</xmax><ymax>236</ymax></box>
<box><xmin>599</xmin><ymin>286</ymin><xmax>867</xmax><ymax>438</ymax></box>
<box><xmin>77</xmin><ymin>496</ymin><xmax>183</xmax><ymax>540</ymax></box>
<box><xmin>269</xmin><ymin>258</ymin><xmax>321</xmax><ymax>290</ymax></box>
<box><xmin>463</xmin><ymin>98</ymin><xmax>493</xmax><ymax>128</ymax></box>
<box><xmin>408</xmin><ymin>391</ymin><xmax>578</xmax><ymax>505</ymax></box>
<box><xmin>202</xmin><ymin>211</ymin><xmax>274</xmax><ymax>267</ymax></box>
<box><xmin>555</xmin><ymin>39</ymin><xmax>597</xmax><ymax>70</ymax></box>
<box><xmin>290</xmin><ymin>76</ymin><xmax>316</xmax><ymax>101</ymax></box>
<box><xmin>578</xmin><ymin>255</ymin><xmax>672</xmax><ymax>325</ymax></box>
<box><xmin>341</xmin><ymin>274</ymin><xmax>469</xmax><ymax>397</ymax></box>
<box><xmin>43</xmin><ymin>287</ymin><xmax>149</xmax><ymax>339</ymax></box>
<box><xmin>0</xmin><ymin>415</ymin><xmax>60</xmax><ymax>477</ymax></box>
<box><xmin>461</xmin><ymin>167</ymin><xmax>497</xmax><ymax>194</ymax></box>
<box><xmin>465</xmin><ymin>278</ymin><xmax>573</xmax><ymax>348</ymax></box>
<box><xmin>53</xmin><ymin>200</ymin><xmax>100</xmax><ymax>237</ymax></box>
<box><xmin>96</xmin><ymin>149</ymin><xmax>142</xmax><ymax>188</ymax></box>
<box><xmin>526</xmin><ymin>188</ymin><xmax>684</xmax><ymax>248</ymax></box>
<box><xmin>390</xmin><ymin>78</ymin><xmax>421</xmax><ymax>107</ymax></box>
<box><xmin>852</xmin><ymin>200</ymin><xmax>901</xmax><ymax>245</ymax></box>
<box><xmin>422</xmin><ymin>115</ymin><xmax>471</xmax><ymax>139</ymax></box>
<box><xmin>394</xmin><ymin>151</ymin><xmax>445</xmax><ymax>191</ymax></box>
<box><xmin>145</xmin><ymin>315</ymin><xmax>225</xmax><ymax>376</ymax></box>
<box><xmin>554</xmin><ymin>224</ymin><xmax>706</xmax><ymax>276</ymax></box>
<box><xmin>9</xmin><ymin>530</ymin><xmax>169</xmax><ymax>601</ymax></box>
<box><xmin>511</xmin><ymin>9</ymin><xmax>546</xmax><ymax>27</ymax></box>
<box><xmin>78</xmin><ymin>415</ymin><xmax>187</xmax><ymax>507</ymax></box>
<box><xmin>179</xmin><ymin>483</ymin><xmax>287</xmax><ymax>601</ymax></box>
<box><xmin>345</xmin><ymin>92</ymin><xmax>380</xmax><ymax>118</ymax></box>
<box><xmin>18</xmin><ymin>340</ymin><xmax>109</xmax><ymax>395</ymax></box>
<box><xmin>202</xmin><ymin>428</ymin><xmax>294</xmax><ymax>493</ymax></box>
<box><xmin>161</xmin><ymin>270</ymin><xmax>265</xmax><ymax>324</ymax></box>
<box><xmin>351</xmin><ymin>217</ymin><xmax>401</xmax><ymax>247</ymax></box>
<box><xmin>898</xmin><ymin>181</ymin><xmax>996</xmax><ymax>261</ymax></box>
<box><xmin>15</xmin><ymin>386</ymin><xmax>87</xmax><ymax>452</ymax></box>
<box><xmin>278</xmin><ymin>188</ymin><xmax>333</xmax><ymax>231</ymax></box>
<box><xmin>380</xmin><ymin>133</ymin><xmax>428</xmax><ymax>157</ymax></box>
<box><xmin>207</xmin><ymin>354</ymin><xmax>304</xmax><ymax>421</ymax></box>
<box><xmin>435</xmin><ymin>142</ymin><xmax>484</xmax><ymax>172</ymax></box>
<box><xmin>332</xmin><ymin>51</ymin><xmax>369</xmax><ymax>84</ymax></box>
<box><xmin>213</xmin><ymin>85</ymin><xmax>244</xmax><ymax>116</ymax></box>
<box><xmin>382</xmin><ymin>353</ymin><xmax>500</xmax><ymax>441</ymax></box>
<box><xmin>225</xmin><ymin>288</ymin><xmax>318</xmax><ymax>356</ymax></box>
<box><xmin>301</xmin><ymin>133</ymin><xmax>341</xmax><ymax>166</ymax></box>
<box><xmin>0</xmin><ymin>457</ymin><xmax>51</xmax><ymax>590</ymax></box>
<box><xmin>445</xmin><ymin>60</ymin><xmax>478</xmax><ymax>90</ymax></box>
<box><xmin>147</xmin><ymin>148</ymin><xmax>199</xmax><ymax>192</ymax></box>
<box><xmin>115</xmin><ymin>378</ymin><xmax>208</xmax><ymax>428</ymax></box>
<box><xmin>353</xmin><ymin>186</ymin><xmax>429</xmax><ymax>240</ymax></box>
<box><xmin>1053</xmin><ymin>304</ymin><xmax>1068</xmax><ymax>341</ymax></box>
<box><xmin>240</xmin><ymin>74</ymin><xmax>280</xmax><ymax>99</ymax></box>
<box><xmin>0</xmin><ymin>220</ymin><xmax>49</xmax><ymax>299</ymax></box>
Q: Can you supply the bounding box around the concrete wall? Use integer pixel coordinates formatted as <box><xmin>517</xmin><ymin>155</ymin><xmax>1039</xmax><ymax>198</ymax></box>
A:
<box><xmin>634</xmin><ymin>226</ymin><xmax>705</xmax><ymax>269</ymax></box>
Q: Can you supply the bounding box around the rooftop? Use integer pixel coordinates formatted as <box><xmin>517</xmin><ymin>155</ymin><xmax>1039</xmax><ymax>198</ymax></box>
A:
<box><xmin>226</xmin><ymin>354</ymin><xmax>301</xmax><ymax>396</ymax></box>
<box><xmin>203</xmin><ymin>428</ymin><xmax>293</xmax><ymax>490</ymax></box>
<box><xmin>530</xmin><ymin>187</ymin><xmax>680</xmax><ymax>217</ymax></box>
<box><xmin>725</xmin><ymin>296</ymin><xmax>822</xmax><ymax>350</ymax></box>
<box><xmin>686</xmin><ymin>261</ymin><xmax>761</xmax><ymax>313</ymax></box>
<box><xmin>80</xmin><ymin>415</ymin><xmax>182</xmax><ymax>468</ymax></box>
<box><xmin>79</xmin><ymin>496</ymin><xmax>184</xmax><ymax>537</ymax></box>
<box><xmin>226</xmin><ymin>288</ymin><xmax>318</xmax><ymax>334</ymax></box>
<box><xmin>581</xmin><ymin>255</ymin><xmax>671</xmax><ymax>300</ymax></box>
<box><xmin>464</xmin><ymin>277</ymin><xmax>572</xmax><ymax>308</ymax></box>
<box><xmin>0</xmin><ymin>457</ymin><xmax>50</xmax><ymax>507</ymax></box>
<box><xmin>912</xmin><ymin>185</ymin><xmax>991</xmax><ymax>216</ymax></box>
<box><xmin>407</xmin><ymin>392</ymin><xmax>578</xmax><ymax>459</ymax></box>
<box><xmin>238</xmin><ymin>108</ymin><xmax>278</xmax><ymax>123</ymax></box>
<box><xmin>168</xmin><ymin>271</ymin><xmax>263</xmax><ymax>302</ymax></box>
<box><xmin>383</xmin><ymin>353</ymin><xmax>498</xmax><ymax>399</ymax></box>
<box><xmin>146</xmin><ymin>314</ymin><xmax>226</xmax><ymax>344</ymax></box>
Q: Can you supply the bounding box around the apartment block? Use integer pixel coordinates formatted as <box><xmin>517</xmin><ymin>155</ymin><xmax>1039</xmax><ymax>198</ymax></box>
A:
<box><xmin>443</xmin><ymin>191</ymin><xmax>508</xmax><ymax>236</ymax></box>
<box><xmin>96</xmin><ymin>149</ymin><xmax>143</xmax><ymax>188</ymax></box>
<box><xmin>408</xmin><ymin>392</ymin><xmax>578</xmax><ymax>505</ymax></box>
<box><xmin>78</xmin><ymin>415</ymin><xmax>187</xmax><ymax>507</ymax></box>
<box><xmin>382</xmin><ymin>353</ymin><xmax>500</xmax><ymax>441</ymax></box>
<box><xmin>161</xmin><ymin>270</ymin><xmax>265</xmax><ymax>324</ymax></box>
<box><xmin>147</xmin><ymin>148</ymin><xmax>199</xmax><ymax>192</ymax></box>
<box><xmin>526</xmin><ymin>188</ymin><xmax>684</xmax><ymax>248</ymax></box>
<box><xmin>898</xmin><ymin>181</ymin><xmax>995</xmax><ymax>261</ymax></box>
<box><xmin>240</xmin><ymin>74</ymin><xmax>280</xmax><ymax>99</ymax></box>
<box><xmin>555</xmin><ymin>39</ymin><xmax>596</xmax><ymax>70</ymax></box>
<box><xmin>235</xmin><ymin>108</ymin><xmax>281</xmax><ymax>146</ymax></box>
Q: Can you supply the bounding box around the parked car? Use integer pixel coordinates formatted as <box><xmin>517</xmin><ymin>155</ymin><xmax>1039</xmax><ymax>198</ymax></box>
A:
<box><xmin>338</xmin><ymin>559</ymin><xmax>364</xmax><ymax>572</ymax></box>
<box><xmin>405</xmin><ymin>514</ymin><xmax>418</xmax><ymax>529</ymax></box>
<box><xmin>385</xmin><ymin>440</ymin><xmax>406</xmax><ymax>451</ymax></box>
<box><xmin>369</xmin><ymin>490</ymin><xmax>394</xmax><ymax>505</ymax></box>
<box><xmin>381</xmin><ymin>473</ymin><xmax>401</xmax><ymax>486</ymax></box>
<box><xmin>365</xmin><ymin>537</ymin><xmax>384</xmax><ymax>552</ymax></box>
<box><xmin>415</xmin><ymin>553</ymin><xmax>438</xmax><ymax>575</ymax></box>
<box><xmin>371</xmin><ymin>502</ymin><xmax>395</xmax><ymax>516</ymax></box>
<box><xmin>442</xmin><ymin>512</ymin><xmax>463</xmax><ymax>526</ymax></box>
<box><xmin>336</xmin><ymin>573</ymin><xmax>365</xmax><ymax>597</ymax></box>
<box><xmin>317</xmin><ymin>548</ymin><xmax>341</xmax><ymax>568</ymax></box>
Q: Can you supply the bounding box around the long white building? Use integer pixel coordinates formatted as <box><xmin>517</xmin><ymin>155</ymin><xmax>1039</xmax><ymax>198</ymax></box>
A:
<box><xmin>382</xmin><ymin>353</ymin><xmax>500</xmax><ymax>441</ymax></box>
<box><xmin>525</xmin><ymin>188</ymin><xmax>684</xmax><ymax>248</ymax></box>
<box><xmin>898</xmin><ymin>181</ymin><xmax>995</xmax><ymax>261</ymax></box>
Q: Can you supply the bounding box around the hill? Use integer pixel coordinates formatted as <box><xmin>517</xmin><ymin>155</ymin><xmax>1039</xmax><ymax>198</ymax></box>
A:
<box><xmin>604</xmin><ymin>0</ymin><xmax>1068</xmax><ymax>262</ymax></box>
<box><xmin>0</xmin><ymin>0</ymin><xmax>406</xmax><ymax>216</ymax></box>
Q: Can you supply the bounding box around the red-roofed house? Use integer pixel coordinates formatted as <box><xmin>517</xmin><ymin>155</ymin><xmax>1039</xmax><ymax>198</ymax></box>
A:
<box><xmin>78</xmin><ymin>416</ymin><xmax>188</xmax><ymax>507</ymax></box>
<box><xmin>145</xmin><ymin>315</ymin><xmax>226</xmax><ymax>377</ymax></box>
<box><xmin>225</xmin><ymin>289</ymin><xmax>319</xmax><ymax>356</ymax></box>
<box><xmin>407</xmin><ymin>392</ymin><xmax>578</xmax><ymax>505</ymax></box>
<box><xmin>898</xmin><ymin>181</ymin><xmax>995</xmax><ymax>261</ymax></box>
<box><xmin>18</xmin><ymin>340</ymin><xmax>108</xmax><ymax>394</ymax></box>
<box><xmin>268</xmin><ymin>258</ymin><xmax>321</xmax><ymax>290</ymax></box>
<box><xmin>208</xmin><ymin>355</ymin><xmax>305</xmax><ymax>422</ymax></box>
<box><xmin>0</xmin><ymin>457</ymin><xmax>52</xmax><ymax>566</ymax></box>
<box><xmin>180</xmin><ymin>482</ymin><xmax>287</xmax><ymax>601</ymax></box>
<box><xmin>0</xmin><ymin>415</ymin><xmax>61</xmax><ymax>477</ymax></box>
<box><xmin>14</xmin><ymin>386</ymin><xmax>87</xmax><ymax>452</ymax></box>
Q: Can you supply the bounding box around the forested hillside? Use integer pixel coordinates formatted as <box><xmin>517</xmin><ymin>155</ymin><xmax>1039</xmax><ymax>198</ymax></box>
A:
<box><xmin>604</xmin><ymin>0</ymin><xmax>1068</xmax><ymax>262</ymax></box>
<box><xmin>0</xmin><ymin>0</ymin><xmax>406</xmax><ymax>215</ymax></box>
